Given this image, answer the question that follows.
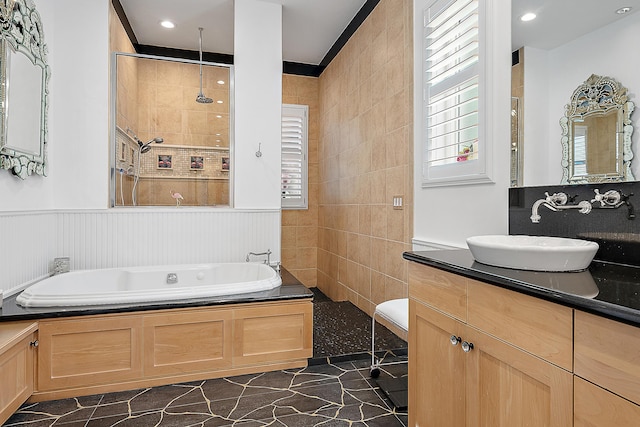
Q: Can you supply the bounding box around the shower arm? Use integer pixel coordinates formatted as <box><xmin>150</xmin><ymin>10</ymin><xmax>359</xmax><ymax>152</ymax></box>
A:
<box><xmin>198</xmin><ymin>28</ymin><xmax>204</xmax><ymax>95</ymax></box>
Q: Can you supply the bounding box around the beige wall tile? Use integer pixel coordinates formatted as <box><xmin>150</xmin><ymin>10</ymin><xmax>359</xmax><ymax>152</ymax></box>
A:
<box><xmin>272</xmin><ymin>0</ymin><xmax>415</xmax><ymax>307</ymax></box>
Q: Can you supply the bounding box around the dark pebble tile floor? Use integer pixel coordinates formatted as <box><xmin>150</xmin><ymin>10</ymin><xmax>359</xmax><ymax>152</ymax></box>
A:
<box><xmin>310</xmin><ymin>288</ymin><xmax>407</xmax><ymax>363</ymax></box>
<box><xmin>3</xmin><ymin>288</ymin><xmax>408</xmax><ymax>427</ymax></box>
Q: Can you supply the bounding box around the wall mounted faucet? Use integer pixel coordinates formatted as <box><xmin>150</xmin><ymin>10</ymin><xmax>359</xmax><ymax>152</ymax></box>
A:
<box><xmin>530</xmin><ymin>189</ymin><xmax>636</xmax><ymax>223</ymax></box>
<box><xmin>530</xmin><ymin>192</ymin><xmax>592</xmax><ymax>223</ymax></box>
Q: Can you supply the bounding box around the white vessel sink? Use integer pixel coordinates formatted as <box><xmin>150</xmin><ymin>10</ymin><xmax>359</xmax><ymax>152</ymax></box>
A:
<box><xmin>466</xmin><ymin>235</ymin><xmax>599</xmax><ymax>272</ymax></box>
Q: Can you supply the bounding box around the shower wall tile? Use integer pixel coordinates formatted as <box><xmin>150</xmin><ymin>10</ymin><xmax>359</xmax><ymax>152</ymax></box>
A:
<box><xmin>281</xmin><ymin>74</ymin><xmax>320</xmax><ymax>287</ymax></box>
<box><xmin>0</xmin><ymin>209</ymin><xmax>280</xmax><ymax>296</ymax></box>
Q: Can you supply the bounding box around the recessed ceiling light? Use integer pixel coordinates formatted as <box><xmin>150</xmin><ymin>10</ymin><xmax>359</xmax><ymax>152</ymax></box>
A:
<box><xmin>616</xmin><ymin>7</ymin><xmax>632</xmax><ymax>14</ymax></box>
<box><xmin>160</xmin><ymin>20</ymin><xmax>175</xmax><ymax>29</ymax></box>
<box><xmin>217</xmin><ymin>100</ymin><xmax>223</xmax><ymax>104</ymax></box>
<box><xmin>216</xmin><ymin>115</ymin><xmax>222</xmax><ymax>118</ymax></box>
<box><xmin>520</xmin><ymin>12</ymin><xmax>536</xmax><ymax>22</ymax></box>
<box><xmin>217</xmin><ymin>80</ymin><xmax>225</xmax><ymax>85</ymax></box>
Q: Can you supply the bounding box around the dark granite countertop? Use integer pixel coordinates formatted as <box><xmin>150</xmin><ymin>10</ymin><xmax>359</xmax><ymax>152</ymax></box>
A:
<box><xmin>404</xmin><ymin>250</ymin><xmax>640</xmax><ymax>327</ymax></box>
<box><xmin>0</xmin><ymin>268</ymin><xmax>313</xmax><ymax>323</ymax></box>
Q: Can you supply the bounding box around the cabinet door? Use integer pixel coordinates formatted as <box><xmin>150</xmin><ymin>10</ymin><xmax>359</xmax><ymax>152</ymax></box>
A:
<box><xmin>574</xmin><ymin>376</ymin><xmax>640</xmax><ymax>427</ymax></box>
<box><xmin>465</xmin><ymin>326</ymin><xmax>573</xmax><ymax>427</ymax></box>
<box><xmin>38</xmin><ymin>316</ymin><xmax>144</xmax><ymax>391</ymax></box>
<box><xmin>409</xmin><ymin>300</ymin><xmax>466</xmax><ymax>427</ymax></box>
<box><xmin>0</xmin><ymin>333</ymin><xmax>35</xmax><ymax>425</ymax></box>
<box><xmin>144</xmin><ymin>308</ymin><xmax>233</xmax><ymax>377</ymax></box>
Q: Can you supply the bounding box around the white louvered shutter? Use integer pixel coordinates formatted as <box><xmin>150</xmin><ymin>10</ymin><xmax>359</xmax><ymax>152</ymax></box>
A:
<box><xmin>281</xmin><ymin>104</ymin><xmax>308</xmax><ymax>209</ymax></box>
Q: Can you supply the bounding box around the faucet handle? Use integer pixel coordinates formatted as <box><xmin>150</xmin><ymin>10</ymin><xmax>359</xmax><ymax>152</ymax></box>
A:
<box><xmin>591</xmin><ymin>189</ymin><xmax>604</xmax><ymax>205</ymax></box>
<box><xmin>547</xmin><ymin>192</ymin><xmax>568</xmax><ymax>205</ymax></box>
<box><xmin>592</xmin><ymin>189</ymin><xmax>622</xmax><ymax>206</ymax></box>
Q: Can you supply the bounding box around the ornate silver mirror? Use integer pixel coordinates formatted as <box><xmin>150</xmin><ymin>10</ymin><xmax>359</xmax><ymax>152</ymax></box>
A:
<box><xmin>560</xmin><ymin>74</ymin><xmax>634</xmax><ymax>184</ymax></box>
<box><xmin>0</xmin><ymin>0</ymin><xmax>50</xmax><ymax>179</ymax></box>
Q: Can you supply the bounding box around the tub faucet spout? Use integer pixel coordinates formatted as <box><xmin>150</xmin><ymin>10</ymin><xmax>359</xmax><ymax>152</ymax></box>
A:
<box><xmin>246</xmin><ymin>249</ymin><xmax>271</xmax><ymax>265</ymax></box>
<box><xmin>166</xmin><ymin>273</ymin><xmax>178</xmax><ymax>284</ymax></box>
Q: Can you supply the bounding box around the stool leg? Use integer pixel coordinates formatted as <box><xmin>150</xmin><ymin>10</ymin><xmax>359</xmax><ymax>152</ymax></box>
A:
<box><xmin>370</xmin><ymin>312</ymin><xmax>380</xmax><ymax>378</ymax></box>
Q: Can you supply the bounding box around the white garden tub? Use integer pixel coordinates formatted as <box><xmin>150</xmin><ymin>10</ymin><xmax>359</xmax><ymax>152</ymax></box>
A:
<box><xmin>16</xmin><ymin>262</ymin><xmax>282</xmax><ymax>308</ymax></box>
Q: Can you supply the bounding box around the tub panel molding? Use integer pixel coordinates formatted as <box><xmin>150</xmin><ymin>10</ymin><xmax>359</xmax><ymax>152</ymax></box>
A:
<box><xmin>143</xmin><ymin>309</ymin><xmax>233</xmax><ymax>376</ymax></box>
<box><xmin>232</xmin><ymin>301</ymin><xmax>313</xmax><ymax>366</ymax></box>
<box><xmin>37</xmin><ymin>316</ymin><xmax>144</xmax><ymax>392</ymax></box>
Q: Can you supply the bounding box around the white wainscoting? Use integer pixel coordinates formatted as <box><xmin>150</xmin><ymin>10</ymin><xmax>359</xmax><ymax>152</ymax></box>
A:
<box><xmin>1</xmin><ymin>209</ymin><xmax>281</xmax><ymax>296</ymax></box>
<box><xmin>412</xmin><ymin>238</ymin><xmax>462</xmax><ymax>252</ymax></box>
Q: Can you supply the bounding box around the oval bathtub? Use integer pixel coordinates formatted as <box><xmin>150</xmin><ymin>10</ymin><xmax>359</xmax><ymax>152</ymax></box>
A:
<box><xmin>16</xmin><ymin>263</ymin><xmax>282</xmax><ymax>308</ymax></box>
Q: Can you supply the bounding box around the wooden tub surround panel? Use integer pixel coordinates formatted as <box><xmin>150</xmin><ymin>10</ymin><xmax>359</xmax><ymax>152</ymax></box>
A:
<box><xmin>38</xmin><ymin>316</ymin><xmax>144</xmax><ymax>391</ymax></box>
<box><xmin>233</xmin><ymin>302</ymin><xmax>313</xmax><ymax>366</ymax></box>
<box><xmin>29</xmin><ymin>299</ymin><xmax>312</xmax><ymax>402</ymax></box>
<box><xmin>144</xmin><ymin>309</ymin><xmax>233</xmax><ymax>376</ymax></box>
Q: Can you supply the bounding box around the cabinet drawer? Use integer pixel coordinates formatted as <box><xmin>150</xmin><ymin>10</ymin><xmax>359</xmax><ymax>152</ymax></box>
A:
<box><xmin>575</xmin><ymin>310</ymin><xmax>640</xmax><ymax>405</ymax></box>
<box><xmin>408</xmin><ymin>263</ymin><xmax>467</xmax><ymax>322</ymax></box>
<box><xmin>575</xmin><ymin>376</ymin><xmax>640</xmax><ymax>427</ymax></box>
<box><xmin>467</xmin><ymin>281</ymin><xmax>573</xmax><ymax>371</ymax></box>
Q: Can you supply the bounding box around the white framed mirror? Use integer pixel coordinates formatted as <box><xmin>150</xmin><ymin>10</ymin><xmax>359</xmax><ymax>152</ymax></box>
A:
<box><xmin>0</xmin><ymin>0</ymin><xmax>50</xmax><ymax>179</ymax></box>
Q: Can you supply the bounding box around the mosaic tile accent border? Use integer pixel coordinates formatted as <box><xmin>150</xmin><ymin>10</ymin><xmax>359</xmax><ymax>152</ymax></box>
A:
<box><xmin>115</xmin><ymin>127</ymin><xmax>229</xmax><ymax>180</ymax></box>
<box><xmin>5</xmin><ymin>359</ymin><xmax>408</xmax><ymax>427</ymax></box>
<box><xmin>140</xmin><ymin>145</ymin><xmax>230</xmax><ymax>179</ymax></box>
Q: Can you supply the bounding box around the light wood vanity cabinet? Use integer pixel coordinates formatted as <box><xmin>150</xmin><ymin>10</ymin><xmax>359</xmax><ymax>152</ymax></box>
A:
<box><xmin>34</xmin><ymin>299</ymin><xmax>312</xmax><ymax>401</ymax></box>
<box><xmin>0</xmin><ymin>321</ymin><xmax>38</xmax><ymax>426</ymax></box>
<box><xmin>409</xmin><ymin>263</ymin><xmax>573</xmax><ymax>426</ymax></box>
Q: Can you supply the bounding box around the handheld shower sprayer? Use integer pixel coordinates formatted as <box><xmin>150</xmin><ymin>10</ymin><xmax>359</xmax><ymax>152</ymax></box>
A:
<box><xmin>138</xmin><ymin>137</ymin><xmax>164</xmax><ymax>154</ymax></box>
<box><xmin>196</xmin><ymin>27</ymin><xmax>213</xmax><ymax>104</ymax></box>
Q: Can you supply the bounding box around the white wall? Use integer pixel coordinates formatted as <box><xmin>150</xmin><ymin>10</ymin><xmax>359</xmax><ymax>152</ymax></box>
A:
<box><xmin>0</xmin><ymin>0</ymin><xmax>110</xmax><ymax>210</ymax></box>
<box><xmin>412</xmin><ymin>0</ymin><xmax>512</xmax><ymax>249</ymax></box>
<box><xmin>0</xmin><ymin>0</ymin><xmax>285</xmax><ymax>294</ymax></box>
<box><xmin>523</xmin><ymin>11</ymin><xmax>640</xmax><ymax>186</ymax></box>
<box><xmin>233</xmin><ymin>0</ymin><xmax>283</xmax><ymax>209</ymax></box>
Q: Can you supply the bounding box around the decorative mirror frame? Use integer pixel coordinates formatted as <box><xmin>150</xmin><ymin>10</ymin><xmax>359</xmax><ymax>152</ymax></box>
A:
<box><xmin>560</xmin><ymin>74</ymin><xmax>634</xmax><ymax>184</ymax></box>
<box><xmin>0</xmin><ymin>0</ymin><xmax>50</xmax><ymax>179</ymax></box>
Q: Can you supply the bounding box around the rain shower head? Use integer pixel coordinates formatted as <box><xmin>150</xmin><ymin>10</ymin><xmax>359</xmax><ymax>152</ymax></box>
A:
<box><xmin>138</xmin><ymin>137</ymin><xmax>163</xmax><ymax>154</ymax></box>
<box><xmin>196</xmin><ymin>27</ymin><xmax>213</xmax><ymax>104</ymax></box>
<box><xmin>196</xmin><ymin>93</ymin><xmax>213</xmax><ymax>104</ymax></box>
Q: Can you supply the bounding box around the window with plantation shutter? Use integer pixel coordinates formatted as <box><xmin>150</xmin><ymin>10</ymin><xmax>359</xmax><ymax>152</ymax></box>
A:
<box><xmin>281</xmin><ymin>104</ymin><xmax>308</xmax><ymax>209</ymax></box>
<box><xmin>420</xmin><ymin>0</ymin><xmax>493</xmax><ymax>186</ymax></box>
